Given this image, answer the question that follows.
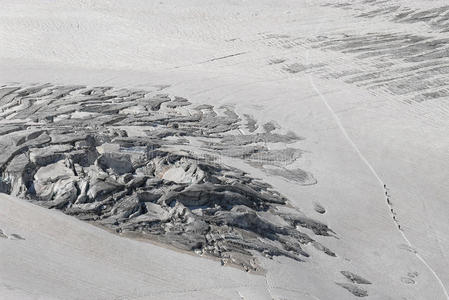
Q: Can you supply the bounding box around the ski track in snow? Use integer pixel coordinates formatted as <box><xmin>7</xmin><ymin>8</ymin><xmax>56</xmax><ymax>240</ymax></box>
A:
<box><xmin>302</xmin><ymin>16</ymin><xmax>449</xmax><ymax>299</ymax></box>
<box><xmin>306</xmin><ymin>58</ymin><xmax>449</xmax><ymax>300</ymax></box>
<box><xmin>2</xmin><ymin>2</ymin><xmax>448</xmax><ymax>299</ymax></box>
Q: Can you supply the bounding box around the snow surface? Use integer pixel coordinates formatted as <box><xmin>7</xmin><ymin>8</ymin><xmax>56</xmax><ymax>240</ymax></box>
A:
<box><xmin>1</xmin><ymin>0</ymin><xmax>449</xmax><ymax>299</ymax></box>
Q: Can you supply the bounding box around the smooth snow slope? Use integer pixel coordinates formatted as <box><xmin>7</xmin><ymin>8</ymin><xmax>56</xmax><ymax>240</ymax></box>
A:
<box><xmin>1</xmin><ymin>0</ymin><xmax>449</xmax><ymax>299</ymax></box>
<box><xmin>0</xmin><ymin>193</ymin><xmax>271</xmax><ymax>300</ymax></box>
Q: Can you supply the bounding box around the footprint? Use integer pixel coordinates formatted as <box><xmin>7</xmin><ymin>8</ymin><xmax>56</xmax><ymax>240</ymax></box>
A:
<box><xmin>400</xmin><ymin>271</ymin><xmax>418</xmax><ymax>285</ymax></box>
<box><xmin>313</xmin><ymin>203</ymin><xmax>326</xmax><ymax>214</ymax></box>
<box><xmin>0</xmin><ymin>229</ymin><xmax>7</xmax><ymax>239</ymax></box>
<box><xmin>401</xmin><ymin>277</ymin><xmax>416</xmax><ymax>285</ymax></box>
<box><xmin>9</xmin><ymin>233</ymin><xmax>25</xmax><ymax>240</ymax></box>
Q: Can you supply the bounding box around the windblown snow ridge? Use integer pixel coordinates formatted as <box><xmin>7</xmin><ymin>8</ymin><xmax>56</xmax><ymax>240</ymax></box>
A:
<box><xmin>0</xmin><ymin>83</ymin><xmax>332</xmax><ymax>271</ymax></box>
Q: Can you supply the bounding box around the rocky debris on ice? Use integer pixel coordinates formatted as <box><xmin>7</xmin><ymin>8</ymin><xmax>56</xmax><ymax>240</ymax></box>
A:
<box><xmin>0</xmin><ymin>83</ymin><xmax>334</xmax><ymax>271</ymax></box>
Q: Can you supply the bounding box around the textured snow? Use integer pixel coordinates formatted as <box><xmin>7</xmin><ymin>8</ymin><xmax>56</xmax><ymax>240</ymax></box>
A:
<box><xmin>1</xmin><ymin>0</ymin><xmax>449</xmax><ymax>299</ymax></box>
